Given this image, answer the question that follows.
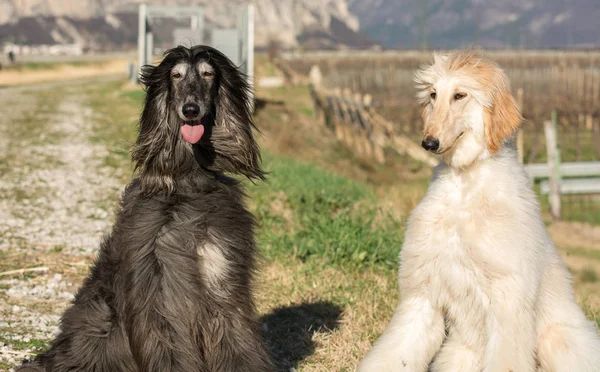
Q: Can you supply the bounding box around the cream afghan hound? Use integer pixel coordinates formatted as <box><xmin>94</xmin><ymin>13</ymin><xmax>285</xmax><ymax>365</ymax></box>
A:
<box><xmin>357</xmin><ymin>51</ymin><xmax>600</xmax><ymax>372</ymax></box>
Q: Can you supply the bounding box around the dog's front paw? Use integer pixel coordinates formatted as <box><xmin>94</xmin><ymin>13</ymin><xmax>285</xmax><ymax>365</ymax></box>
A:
<box><xmin>357</xmin><ymin>355</ymin><xmax>412</xmax><ymax>372</ymax></box>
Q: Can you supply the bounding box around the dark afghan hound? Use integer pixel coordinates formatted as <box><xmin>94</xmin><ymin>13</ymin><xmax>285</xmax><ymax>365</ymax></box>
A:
<box><xmin>18</xmin><ymin>45</ymin><xmax>275</xmax><ymax>372</ymax></box>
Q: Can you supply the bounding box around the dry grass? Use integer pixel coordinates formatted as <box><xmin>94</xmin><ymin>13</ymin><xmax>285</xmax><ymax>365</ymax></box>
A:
<box><xmin>0</xmin><ymin>59</ymin><xmax>130</xmax><ymax>87</ymax></box>
<box><xmin>256</xmin><ymin>260</ymin><xmax>397</xmax><ymax>371</ymax></box>
<box><xmin>0</xmin><ymin>247</ymin><xmax>93</xmax><ymax>291</ymax></box>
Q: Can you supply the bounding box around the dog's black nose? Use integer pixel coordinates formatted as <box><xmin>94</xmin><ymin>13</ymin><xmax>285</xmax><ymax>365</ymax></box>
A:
<box><xmin>421</xmin><ymin>137</ymin><xmax>440</xmax><ymax>152</ymax></box>
<box><xmin>182</xmin><ymin>103</ymin><xmax>200</xmax><ymax>119</ymax></box>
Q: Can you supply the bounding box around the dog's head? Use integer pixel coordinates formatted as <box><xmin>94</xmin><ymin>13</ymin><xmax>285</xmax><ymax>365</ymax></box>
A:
<box><xmin>134</xmin><ymin>45</ymin><xmax>264</xmax><ymax>194</ymax></box>
<box><xmin>414</xmin><ymin>50</ymin><xmax>522</xmax><ymax>169</ymax></box>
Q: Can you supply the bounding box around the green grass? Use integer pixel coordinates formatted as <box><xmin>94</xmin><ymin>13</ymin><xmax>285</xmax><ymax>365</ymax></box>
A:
<box><xmin>0</xmin><ymin>336</ymin><xmax>48</xmax><ymax>352</ymax></box>
<box><xmin>249</xmin><ymin>153</ymin><xmax>403</xmax><ymax>269</ymax></box>
<box><xmin>0</xmin><ymin>86</ymin><xmax>69</xmax><ymax>209</ymax></box>
<box><xmin>558</xmin><ymin>194</ymin><xmax>600</xmax><ymax>225</ymax></box>
<box><xmin>0</xmin><ymin>334</ymin><xmax>48</xmax><ymax>369</ymax></box>
<box><xmin>562</xmin><ymin>246</ymin><xmax>600</xmax><ymax>261</ymax></box>
<box><xmin>299</xmin><ymin>107</ymin><xmax>314</xmax><ymax>116</ymax></box>
<box><xmin>50</xmin><ymin>244</ymin><xmax>64</xmax><ymax>253</ymax></box>
<box><xmin>3</xmin><ymin>61</ymin><xmax>59</xmax><ymax>71</ymax></box>
<box><xmin>85</xmin><ymin>82</ymin><xmax>142</xmax><ymax>182</ymax></box>
<box><xmin>534</xmin><ymin>182</ymin><xmax>600</xmax><ymax>225</ymax></box>
<box><xmin>0</xmin><ymin>335</ymin><xmax>48</xmax><ymax>369</ymax></box>
<box><xmin>580</xmin><ymin>300</ymin><xmax>600</xmax><ymax>329</ymax></box>
<box><xmin>120</xmin><ymin>89</ymin><xmax>146</xmax><ymax>103</ymax></box>
<box><xmin>523</xmin><ymin>129</ymin><xmax>598</xmax><ymax>164</ymax></box>
<box><xmin>579</xmin><ymin>267</ymin><xmax>599</xmax><ymax>283</ymax></box>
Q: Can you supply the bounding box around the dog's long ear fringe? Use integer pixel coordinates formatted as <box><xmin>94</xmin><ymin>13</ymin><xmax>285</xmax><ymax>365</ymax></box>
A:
<box><xmin>132</xmin><ymin>63</ymin><xmax>180</xmax><ymax>195</ymax></box>
<box><xmin>139</xmin><ymin>65</ymin><xmax>155</xmax><ymax>90</ymax></box>
<box><xmin>209</xmin><ymin>49</ymin><xmax>266</xmax><ymax>181</ymax></box>
<box><xmin>484</xmin><ymin>71</ymin><xmax>523</xmax><ymax>153</ymax></box>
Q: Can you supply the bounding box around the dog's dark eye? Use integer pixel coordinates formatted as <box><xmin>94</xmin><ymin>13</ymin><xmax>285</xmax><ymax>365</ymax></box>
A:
<box><xmin>430</xmin><ymin>92</ymin><xmax>436</xmax><ymax>100</ymax></box>
<box><xmin>454</xmin><ymin>92</ymin><xmax>467</xmax><ymax>100</ymax></box>
<box><xmin>172</xmin><ymin>72</ymin><xmax>182</xmax><ymax>79</ymax></box>
<box><xmin>202</xmin><ymin>71</ymin><xmax>214</xmax><ymax>77</ymax></box>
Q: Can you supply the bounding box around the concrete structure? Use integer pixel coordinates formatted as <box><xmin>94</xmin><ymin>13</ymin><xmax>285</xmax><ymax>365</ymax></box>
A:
<box><xmin>136</xmin><ymin>4</ymin><xmax>254</xmax><ymax>93</ymax></box>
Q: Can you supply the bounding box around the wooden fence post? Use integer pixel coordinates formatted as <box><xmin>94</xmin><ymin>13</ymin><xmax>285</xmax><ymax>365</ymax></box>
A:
<box><xmin>341</xmin><ymin>88</ymin><xmax>355</xmax><ymax>151</ymax></box>
<box><xmin>308</xmin><ymin>65</ymin><xmax>323</xmax><ymax>124</ymax></box>
<box><xmin>337</xmin><ymin>89</ymin><xmax>349</xmax><ymax>147</ymax></box>
<box><xmin>308</xmin><ymin>65</ymin><xmax>322</xmax><ymax>88</ymax></box>
<box><xmin>544</xmin><ymin>110</ymin><xmax>561</xmax><ymax>221</ymax></box>
<box><xmin>332</xmin><ymin>88</ymin><xmax>344</xmax><ymax>142</ymax></box>
<box><xmin>363</xmin><ymin>94</ymin><xmax>385</xmax><ymax>164</ymax></box>
<box><xmin>309</xmin><ymin>85</ymin><xmax>321</xmax><ymax>124</ymax></box>
<box><xmin>353</xmin><ymin>92</ymin><xmax>370</xmax><ymax>159</ymax></box>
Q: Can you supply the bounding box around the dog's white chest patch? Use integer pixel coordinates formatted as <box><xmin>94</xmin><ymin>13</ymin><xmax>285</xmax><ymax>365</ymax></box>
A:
<box><xmin>197</xmin><ymin>242</ymin><xmax>229</xmax><ymax>288</ymax></box>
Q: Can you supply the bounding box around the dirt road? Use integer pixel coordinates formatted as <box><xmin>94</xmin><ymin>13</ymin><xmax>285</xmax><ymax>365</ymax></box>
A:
<box><xmin>0</xmin><ymin>78</ymin><xmax>127</xmax><ymax>369</ymax></box>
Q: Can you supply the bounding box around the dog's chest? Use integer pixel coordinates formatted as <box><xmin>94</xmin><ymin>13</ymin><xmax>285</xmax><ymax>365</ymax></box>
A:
<box><xmin>404</xmin><ymin>163</ymin><xmax>530</xmax><ymax>343</ymax></box>
<box><xmin>416</xmin><ymin>203</ymin><xmax>495</xmax><ymax>343</ymax></box>
<box><xmin>187</xmin><ymin>194</ymin><xmax>255</xmax><ymax>295</ymax></box>
<box><xmin>412</xmin><ymin>185</ymin><xmax>507</xmax><ymax>320</ymax></box>
<box><xmin>197</xmin><ymin>241</ymin><xmax>229</xmax><ymax>291</ymax></box>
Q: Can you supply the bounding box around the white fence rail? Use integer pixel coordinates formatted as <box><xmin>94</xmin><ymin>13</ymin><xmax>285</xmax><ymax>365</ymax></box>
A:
<box><xmin>524</xmin><ymin>162</ymin><xmax>600</xmax><ymax>196</ymax></box>
<box><xmin>522</xmin><ymin>115</ymin><xmax>600</xmax><ymax>220</ymax></box>
<box><xmin>540</xmin><ymin>178</ymin><xmax>600</xmax><ymax>195</ymax></box>
<box><xmin>524</xmin><ymin>162</ymin><xmax>600</xmax><ymax>180</ymax></box>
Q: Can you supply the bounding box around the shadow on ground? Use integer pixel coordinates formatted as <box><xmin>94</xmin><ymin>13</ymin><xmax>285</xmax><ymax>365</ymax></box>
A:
<box><xmin>261</xmin><ymin>300</ymin><xmax>344</xmax><ymax>371</ymax></box>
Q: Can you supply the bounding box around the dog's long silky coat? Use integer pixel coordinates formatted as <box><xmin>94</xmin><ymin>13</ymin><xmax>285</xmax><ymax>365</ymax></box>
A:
<box><xmin>358</xmin><ymin>51</ymin><xmax>600</xmax><ymax>372</ymax></box>
<box><xmin>18</xmin><ymin>45</ymin><xmax>274</xmax><ymax>372</ymax></box>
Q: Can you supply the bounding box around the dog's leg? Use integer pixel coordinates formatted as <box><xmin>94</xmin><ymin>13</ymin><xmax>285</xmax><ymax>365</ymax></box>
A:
<box><xmin>536</xmin><ymin>257</ymin><xmax>600</xmax><ymax>372</ymax></box>
<box><xmin>429</xmin><ymin>334</ymin><xmax>481</xmax><ymax>372</ymax></box>
<box><xmin>482</xmin><ymin>278</ymin><xmax>537</xmax><ymax>372</ymax></box>
<box><xmin>124</xmin><ymin>281</ymin><xmax>210</xmax><ymax>371</ymax></box>
<box><xmin>16</xmin><ymin>297</ymin><xmax>137</xmax><ymax>372</ymax></box>
<box><xmin>202</xmin><ymin>310</ymin><xmax>274</xmax><ymax>372</ymax></box>
<box><xmin>537</xmin><ymin>323</ymin><xmax>600</xmax><ymax>372</ymax></box>
<box><xmin>357</xmin><ymin>296</ymin><xmax>445</xmax><ymax>372</ymax></box>
<box><xmin>15</xmin><ymin>363</ymin><xmax>44</xmax><ymax>371</ymax></box>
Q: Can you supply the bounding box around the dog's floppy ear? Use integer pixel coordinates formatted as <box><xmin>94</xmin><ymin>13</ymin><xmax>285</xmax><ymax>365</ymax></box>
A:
<box><xmin>139</xmin><ymin>65</ymin><xmax>156</xmax><ymax>89</ymax></box>
<box><xmin>484</xmin><ymin>72</ymin><xmax>522</xmax><ymax>153</ymax></box>
<box><xmin>208</xmin><ymin>51</ymin><xmax>265</xmax><ymax>181</ymax></box>
<box><xmin>133</xmin><ymin>60</ymin><xmax>181</xmax><ymax>194</ymax></box>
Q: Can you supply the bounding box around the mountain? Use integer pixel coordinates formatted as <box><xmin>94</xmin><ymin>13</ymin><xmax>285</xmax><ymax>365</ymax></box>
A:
<box><xmin>348</xmin><ymin>0</ymin><xmax>600</xmax><ymax>49</ymax></box>
<box><xmin>0</xmin><ymin>0</ymin><xmax>378</xmax><ymax>51</ymax></box>
<box><xmin>0</xmin><ymin>0</ymin><xmax>597</xmax><ymax>51</ymax></box>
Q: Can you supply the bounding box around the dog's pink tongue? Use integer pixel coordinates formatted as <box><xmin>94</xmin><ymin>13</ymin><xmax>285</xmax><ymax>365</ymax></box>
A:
<box><xmin>180</xmin><ymin>124</ymin><xmax>204</xmax><ymax>144</ymax></box>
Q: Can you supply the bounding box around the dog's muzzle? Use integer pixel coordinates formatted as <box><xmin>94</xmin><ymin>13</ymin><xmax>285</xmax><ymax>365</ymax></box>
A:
<box><xmin>421</xmin><ymin>137</ymin><xmax>440</xmax><ymax>152</ymax></box>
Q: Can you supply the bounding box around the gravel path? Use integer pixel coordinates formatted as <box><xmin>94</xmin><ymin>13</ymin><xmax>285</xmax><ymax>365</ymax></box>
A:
<box><xmin>0</xmin><ymin>79</ymin><xmax>127</xmax><ymax>370</ymax></box>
